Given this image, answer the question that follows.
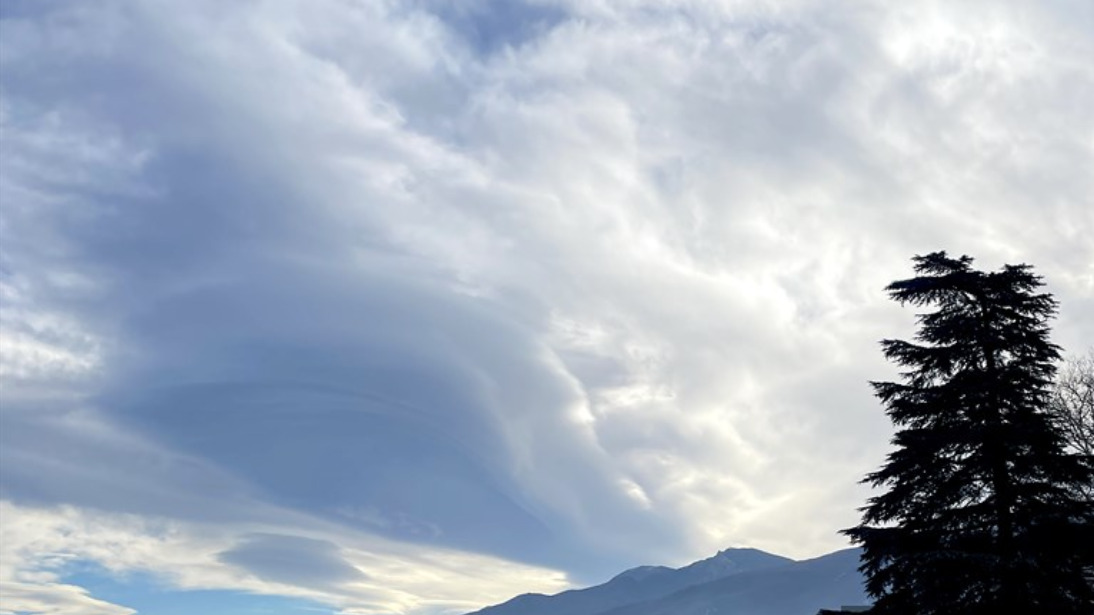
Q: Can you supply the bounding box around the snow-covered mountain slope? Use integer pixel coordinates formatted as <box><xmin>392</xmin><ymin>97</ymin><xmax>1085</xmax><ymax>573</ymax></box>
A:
<box><xmin>599</xmin><ymin>548</ymin><xmax>868</xmax><ymax>615</ymax></box>
<box><xmin>467</xmin><ymin>547</ymin><xmax>867</xmax><ymax>615</ymax></box>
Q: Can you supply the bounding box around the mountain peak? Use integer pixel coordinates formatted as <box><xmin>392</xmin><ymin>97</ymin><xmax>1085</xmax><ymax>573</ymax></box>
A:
<box><xmin>718</xmin><ymin>546</ymin><xmax>764</xmax><ymax>554</ymax></box>
<box><xmin>610</xmin><ymin>565</ymin><xmax>673</xmax><ymax>583</ymax></box>
<box><xmin>677</xmin><ymin>547</ymin><xmax>794</xmax><ymax>583</ymax></box>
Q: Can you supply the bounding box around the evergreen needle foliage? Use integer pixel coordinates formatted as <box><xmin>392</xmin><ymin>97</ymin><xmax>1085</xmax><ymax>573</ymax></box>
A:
<box><xmin>844</xmin><ymin>252</ymin><xmax>1094</xmax><ymax>615</ymax></box>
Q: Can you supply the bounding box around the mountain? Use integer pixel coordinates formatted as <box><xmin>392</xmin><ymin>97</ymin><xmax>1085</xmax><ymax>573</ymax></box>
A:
<box><xmin>469</xmin><ymin>548</ymin><xmax>791</xmax><ymax>615</ymax></box>
<box><xmin>600</xmin><ymin>548</ymin><xmax>868</xmax><ymax>615</ymax></box>
<box><xmin>467</xmin><ymin>548</ymin><xmax>868</xmax><ymax>615</ymax></box>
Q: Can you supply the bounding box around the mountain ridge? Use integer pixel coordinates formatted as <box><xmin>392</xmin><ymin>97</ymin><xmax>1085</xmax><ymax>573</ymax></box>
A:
<box><xmin>467</xmin><ymin>547</ymin><xmax>868</xmax><ymax>615</ymax></box>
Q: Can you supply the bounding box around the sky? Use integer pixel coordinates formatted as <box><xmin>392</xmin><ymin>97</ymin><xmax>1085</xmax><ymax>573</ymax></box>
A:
<box><xmin>0</xmin><ymin>0</ymin><xmax>1092</xmax><ymax>614</ymax></box>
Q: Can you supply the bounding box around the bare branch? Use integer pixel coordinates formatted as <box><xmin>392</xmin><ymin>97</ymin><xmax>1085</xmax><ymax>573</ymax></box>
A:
<box><xmin>1049</xmin><ymin>349</ymin><xmax>1094</xmax><ymax>457</ymax></box>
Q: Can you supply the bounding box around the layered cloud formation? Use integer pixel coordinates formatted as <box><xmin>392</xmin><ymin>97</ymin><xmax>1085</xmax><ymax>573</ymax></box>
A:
<box><xmin>1</xmin><ymin>0</ymin><xmax>1092</xmax><ymax>613</ymax></box>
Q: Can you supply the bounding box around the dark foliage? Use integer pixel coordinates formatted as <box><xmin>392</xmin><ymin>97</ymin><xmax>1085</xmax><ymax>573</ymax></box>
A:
<box><xmin>843</xmin><ymin>252</ymin><xmax>1094</xmax><ymax>615</ymax></box>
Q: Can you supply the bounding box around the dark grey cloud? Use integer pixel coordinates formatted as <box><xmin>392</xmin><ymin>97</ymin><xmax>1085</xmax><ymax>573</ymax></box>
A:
<box><xmin>0</xmin><ymin>0</ymin><xmax>677</xmax><ymax>582</ymax></box>
<box><xmin>95</xmin><ymin>263</ymin><xmax>579</xmax><ymax>565</ymax></box>
<box><xmin>416</xmin><ymin>0</ymin><xmax>568</xmax><ymax>56</ymax></box>
<box><xmin>218</xmin><ymin>534</ymin><xmax>365</xmax><ymax>588</ymax></box>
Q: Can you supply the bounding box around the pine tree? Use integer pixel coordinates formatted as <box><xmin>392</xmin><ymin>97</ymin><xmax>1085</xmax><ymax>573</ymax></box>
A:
<box><xmin>844</xmin><ymin>252</ymin><xmax>1094</xmax><ymax>615</ymax></box>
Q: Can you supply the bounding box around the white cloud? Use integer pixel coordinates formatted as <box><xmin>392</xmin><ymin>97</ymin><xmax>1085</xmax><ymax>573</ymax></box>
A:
<box><xmin>0</xmin><ymin>581</ymin><xmax>134</xmax><ymax>615</ymax></box>
<box><xmin>0</xmin><ymin>501</ymin><xmax>569</xmax><ymax>615</ymax></box>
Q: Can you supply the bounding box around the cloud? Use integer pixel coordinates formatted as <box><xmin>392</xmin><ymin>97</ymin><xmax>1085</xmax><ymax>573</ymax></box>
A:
<box><xmin>1</xmin><ymin>0</ymin><xmax>1091</xmax><ymax>611</ymax></box>
<box><xmin>0</xmin><ymin>581</ymin><xmax>134</xmax><ymax>615</ymax></box>
<box><xmin>0</xmin><ymin>501</ymin><xmax>569</xmax><ymax>615</ymax></box>
<box><xmin>219</xmin><ymin>534</ymin><xmax>367</xmax><ymax>589</ymax></box>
